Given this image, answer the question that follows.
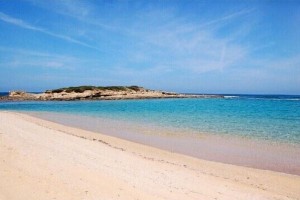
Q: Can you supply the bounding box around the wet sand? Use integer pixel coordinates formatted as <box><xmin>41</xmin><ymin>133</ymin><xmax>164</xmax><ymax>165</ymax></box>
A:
<box><xmin>30</xmin><ymin>111</ymin><xmax>300</xmax><ymax>175</ymax></box>
<box><xmin>1</xmin><ymin>111</ymin><xmax>300</xmax><ymax>200</ymax></box>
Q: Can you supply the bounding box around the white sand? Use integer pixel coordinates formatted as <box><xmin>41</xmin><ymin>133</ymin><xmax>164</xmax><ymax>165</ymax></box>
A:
<box><xmin>0</xmin><ymin>111</ymin><xmax>299</xmax><ymax>200</ymax></box>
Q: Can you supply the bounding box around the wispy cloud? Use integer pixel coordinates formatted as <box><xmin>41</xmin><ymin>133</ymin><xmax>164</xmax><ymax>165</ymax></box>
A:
<box><xmin>25</xmin><ymin>0</ymin><xmax>117</xmax><ymax>31</ymax></box>
<box><xmin>0</xmin><ymin>4</ymin><xmax>254</xmax><ymax>75</ymax></box>
<box><xmin>0</xmin><ymin>47</ymin><xmax>80</xmax><ymax>70</ymax></box>
<box><xmin>119</xmin><ymin>7</ymin><xmax>253</xmax><ymax>74</ymax></box>
<box><xmin>0</xmin><ymin>46</ymin><xmax>73</xmax><ymax>59</ymax></box>
<box><xmin>0</xmin><ymin>46</ymin><xmax>110</xmax><ymax>72</ymax></box>
<box><xmin>2</xmin><ymin>1</ymin><xmax>298</xmax><ymax>93</ymax></box>
<box><xmin>0</xmin><ymin>12</ymin><xmax>100</xmax><ymax>51</ymax></box>
<box><xmin>27</xmin><ymin>0</ymin><xmax>93</xmax><ymax>18</ymax></box>
<box><xmin>0</xmin><ymin>12</ymin><xmax>40</xmax><ymax>30</ymax></box>
<box><xmin>199</xmin><ymin>8</ymin><xmax>255</xmax><ymax>28</ymax></box>
<box><xmin>0</xmin><ymin>60</ymin><xmax>70</xmax><ymax>69</ymax></box>
<box><xmin>39</xmin><ymin>2</ymin><xmax>252</xmax><ymax>73</ymax></box>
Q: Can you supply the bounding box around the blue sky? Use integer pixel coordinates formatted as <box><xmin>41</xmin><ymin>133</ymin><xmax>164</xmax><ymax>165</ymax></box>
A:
<box><xmin>0</xmin><ymin>0</ymin><xmax>299</xmax><ymax>94</ymax></box>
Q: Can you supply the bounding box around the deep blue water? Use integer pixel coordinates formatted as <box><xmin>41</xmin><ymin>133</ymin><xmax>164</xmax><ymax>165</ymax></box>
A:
<box><xmin>0</xmin><ymin>92</ymin><xmax>8</xmax><ymax>96</ymax></box>
<box><xmin>0</xmin><ymin>92</ymin><xmax>40</xmax><ymax>96</ymax></box>
<box><xmin>0</xmin><ymin>95</ymin><xmax>300</xmax><ymax>143</ymax></box>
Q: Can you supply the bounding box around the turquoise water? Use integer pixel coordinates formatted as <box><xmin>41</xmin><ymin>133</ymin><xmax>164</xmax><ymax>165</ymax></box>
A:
<box><xmin>1</xmin><ymin>95</ymin><xmax>300</xmax><ymax>144</ymax></box>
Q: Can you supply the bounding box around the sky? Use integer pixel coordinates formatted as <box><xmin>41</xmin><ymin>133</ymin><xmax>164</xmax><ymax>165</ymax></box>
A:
<box><xmin>0</xmin><ymin>0</ymin><xmax>299</xmax><ymax>94</ymax></box>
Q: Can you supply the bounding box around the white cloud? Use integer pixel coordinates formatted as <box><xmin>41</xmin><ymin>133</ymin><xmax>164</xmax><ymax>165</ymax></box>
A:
<box><xmin>0</xmin><ymin>12</ymin><xmax>100</xmax><ymax>51</ymax></box>
<box><xmin>3</xmin><ymin>1</ymin><xmax>298</xmax><ymax>93</ymax></box>
<box><xmin>0</xmin><ymin>4</ymin><xmax>256</xmax><ymax>75</ymax></box>
<box><xmin>119</xmin><ymin>8</ymin><xmax>253</xmax><ymax>74</ymax></box>
<box><xmin>0</xmin><ymin>12</ymin><xmax>41</xmax><ymax>30</ymax></box>
<box><xmin>25</xmin><ymin>0</ymin><xmax>116</xmax><ymax>31</ymax></box>
<box><xmin>0</xmin><ymin>46</ymin><xmax>74</xmax><ymax>59</ymax></box>
<box><xmin>198</xmin><ymin>8</ymin><xmax>255</xmax><ymax>28</ymax></box>
<box><xmin>0</xmin><ymin>47</ymin><xmax>83</xmax><ymax>70</ymax></box>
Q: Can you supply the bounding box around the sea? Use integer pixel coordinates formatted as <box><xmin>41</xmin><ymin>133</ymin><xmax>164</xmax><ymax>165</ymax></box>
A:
<box><xmin>0</xmin><ymin>94</ymin><xmax>300</xmax><ymax>144</ymax></box>
<box><xmin>0</xmin><ymin>92</ymin><xmax>8</xmax><ymax>96</ymax></box>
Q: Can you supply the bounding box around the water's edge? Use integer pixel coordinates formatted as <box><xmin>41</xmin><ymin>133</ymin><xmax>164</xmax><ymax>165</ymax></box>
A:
<box><xmin>28</xmin><ymin>111</ymin><xmax>300</xmax><ymax>175</ymax></box>
<box><xmin>1</xmin><ymin>97</ymin><xmax>300</xmax><ymax>144</ymax></box>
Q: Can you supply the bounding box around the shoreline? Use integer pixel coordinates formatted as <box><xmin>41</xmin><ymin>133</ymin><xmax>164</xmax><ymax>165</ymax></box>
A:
<box><xmin>27</xmin><ymin>111</ymin><xmax>300</xmax><ymax>175</ymax></box>
<box><xmin>1</xmin><ymin>111</ymin><xmax>300</xmax><ymax>200</ymax></box>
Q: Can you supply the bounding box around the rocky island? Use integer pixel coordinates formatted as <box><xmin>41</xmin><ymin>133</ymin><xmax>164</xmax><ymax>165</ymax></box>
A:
<box><xmin>0</xmin><ymin>86</ymin><xmax>223</xmax><ymax>101</ymax></box>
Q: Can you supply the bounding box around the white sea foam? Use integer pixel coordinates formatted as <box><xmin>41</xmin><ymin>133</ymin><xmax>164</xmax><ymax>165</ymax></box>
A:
<box><xmin>224</xmin><ymin>96</ymin><xmax>239</xmax><ymax>99</ymax></box>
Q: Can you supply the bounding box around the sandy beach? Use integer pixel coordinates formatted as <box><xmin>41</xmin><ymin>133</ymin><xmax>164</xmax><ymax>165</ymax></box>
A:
<box><xmin>30</xmin><ymin>111</ymin><xmax>300</xmax><ymax>175</ymax></box>
<box><xmin>1</xmin><ymin>111</ymin><xmax>300</xmax><ymax>200</ymax></box>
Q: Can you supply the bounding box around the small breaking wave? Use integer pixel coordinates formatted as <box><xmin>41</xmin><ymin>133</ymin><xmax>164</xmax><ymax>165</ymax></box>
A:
<box><xmin>224</xmin><ymin>96</ymin><xmax>239</xmax><ymax>99</ymax></box>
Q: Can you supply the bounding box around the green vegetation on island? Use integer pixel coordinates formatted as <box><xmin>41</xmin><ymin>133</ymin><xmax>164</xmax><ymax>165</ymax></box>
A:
<box><xmin>47</xmin><ymin>85</ymin><xmax>142</xmax><ymax>93</ymax></box>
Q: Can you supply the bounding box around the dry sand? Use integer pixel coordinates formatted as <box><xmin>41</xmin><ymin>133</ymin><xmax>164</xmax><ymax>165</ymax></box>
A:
<box><xmin>0</xmin><ymin>111</ymin><xmax>299</xmax><ymax>200</ymax></box>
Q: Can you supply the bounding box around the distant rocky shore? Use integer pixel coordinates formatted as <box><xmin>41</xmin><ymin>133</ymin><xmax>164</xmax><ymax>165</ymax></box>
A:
<box><xmin>0</xmin><ymin>86</ymin><xmax>223</xmax><ymax>101</ymax></box>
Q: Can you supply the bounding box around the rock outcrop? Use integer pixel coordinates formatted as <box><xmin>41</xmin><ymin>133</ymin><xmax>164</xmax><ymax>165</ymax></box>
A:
<box><xmin>1</xmin><ymin>86</ymin><xmax>223</xmax><ymax>101</ymax></box>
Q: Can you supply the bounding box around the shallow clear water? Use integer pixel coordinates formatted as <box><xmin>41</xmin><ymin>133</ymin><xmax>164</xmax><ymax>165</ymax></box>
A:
<box><xmin>1</xmin><ymin>95</ymin><xmax>300</xmax><ymax>144</ymax></box>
